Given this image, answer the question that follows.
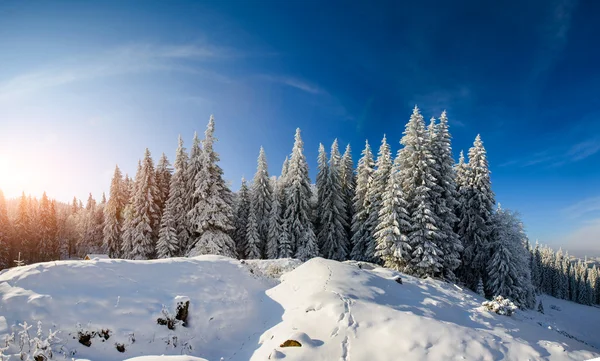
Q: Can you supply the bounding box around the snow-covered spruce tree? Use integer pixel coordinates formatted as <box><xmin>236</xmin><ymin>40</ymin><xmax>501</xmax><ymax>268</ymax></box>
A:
<box><xmin>315</xmin><ymin>143</ymin><xmax>329</xmax><ymax>245</ymax></box>
<box><xmin>156</xmin><ymin>191</ymin><xmax>179</xmax><ymax>259</ymax></box>
<box><xmin>266</xmin><ymin>182</ymin><xmax>284</xmax><ymax>259</ymax></box>
<box><xmin>350</xmin><ymin>140</ymin><xmax>375</xmax><ymax>261</ymax></box>
<box><xmin>186</xmin><ymin>132</ymin><xmax>202</xmax><ymax>244</ymax></box>
<box><xmin>553</xmin><ymin>248</ymin><xmax>565</xmax><ymax>299</ymax></box>
<box><xmin>569</xmin><ymin>261</ymin><xmax>578</xmax><ymax>302</ymax></box>
<box><xmin>365</xmin><ymin>135</ymin><xmax>392</xmax><ymax>262</ymax></box>
<box><xmin>155</xmin><ymin>153</ymin><xmax>173</xmax><ymax>226</ymax></box>
<box><xmin>167</xmin><ymin>136</ymin><xmax>191</xmax><ymax>256</ymax></box>
<box><xmin>39</xmin><ymin>192</ymin><xmax>59</xmax><ymax>261</ymax></box>
<box><xmin>318</xmin><ymin>139</ymin><xmax>349</xmax><ymax>261</ymax></box>
<box><xmin>251</xmin><ymin>146</ymin><xmax>273</xmax><ymax>257</ymax></box>
<box><xmin>341</xmin><ymin>144</ymin><xmax>355</xmax><ymax>241</ymax></box>
<box><xmin>476</xmin><ymin>277</ymin><xmax>485</xmax><ymax>297</ymax></box>
<box><xmin>576</xmin><ymin>261</ymin><xmax>590</xmax><ymax>305</ymax></box>
<box><xmin>428</xmin><ymin>112</ymin><xmax>462</xmax><ymax>279</ymax></box>
<box><xmin>233</xmin><ymin>178</ymin><xmax>251</xmax><ymax>259</ymax></box>
<box><xmin>284</xmin><ymin>128</ymin><xmax>318</xmax><ymax>261</ymax></box>
<box><xmin>103</xmin><ymin>165</ymin><xmax>126</xmax><ymax>258</ymax></box>
<box><xmin>130</xmin><ymin>149</ymin><xmax>161</xmax><ymax>260</ymax></box>
<box><xmin>245</xmin><ymin>205</ymin><xmax>261</xmax><ymax>259</ymax></box>
<box><xmin>398</xmin><ymin>107</ymin><xmax>443</xmax><ymax>277</ymax></box>
<box><xmin>531</xmin><ymin>241</ymin><xmax>542</xmax><ymax>293</ymax></box>
<box><xmin>486</xmin><ymin>206</ymin><xmax>534</xmax><ymax>308</ymax></box>
<box><xmin>121</xmin><ymin>165</ymin><xmax>138</xmax><ymax>259</ymax></box>
<box><xmin>562</xmin><ymin>251</ymin><xmax>571</xmax><ymax>299</ymax></box>
<box><xmin>373</xmin><ymin>156</ymin><xmax>411</xmax><ymax>271</ymax></box>
<box><xmin>458</xmin><ymin>135</ymin><xmax>496</xmax><ymax>289</ymax></box>
<box><xmin>0</xmin><ymin>190</ymin><xmax>11</xmax><ymax>269</ymax></box>
<box><xmin>187</xmin><ymin>116</ymin><xmax>236</xmax><ymax>257</ymax></box>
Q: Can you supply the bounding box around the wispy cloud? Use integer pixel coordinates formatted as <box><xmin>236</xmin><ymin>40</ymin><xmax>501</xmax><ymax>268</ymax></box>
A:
<box><xmin>258</xmin><ymin>74</ymin><xmax>325</xmax><ymax>95</ymax></box>
<box><xmin>500</xmin><ymin>136</ymin><xmax>600</xmax><ymax>168</ymax></box>
<box><xmin>0</xmin><ymin>43</ymin><xmax>238</xmax><ymax>102</ymax></box>
<box><xmin>533</xmin><ymin>0</ymin><xmax>578</xmax><ymax>77</ymax></box>
<box><xmin>557</xmin><ymin>217</ymin><xmax>600</xmax><ymax>257</ymax></box>
<box><xmin>563</xmin><ymin>196</ymin><xmax>600</xmax><ymax>220</ymax></box>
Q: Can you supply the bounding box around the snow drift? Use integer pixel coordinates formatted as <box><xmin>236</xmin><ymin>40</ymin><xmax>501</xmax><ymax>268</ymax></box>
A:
<box><xmin>0</xmin><ymin>256</ymin><xmax>598</xmax><ymax>361</ymax></box>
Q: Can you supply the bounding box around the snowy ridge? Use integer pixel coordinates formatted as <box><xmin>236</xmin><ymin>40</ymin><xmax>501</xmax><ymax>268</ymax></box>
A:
<box><xmin>0</xmin><ymin>256</ymin><xmax>598</xmax><ymax>361</ymax></box>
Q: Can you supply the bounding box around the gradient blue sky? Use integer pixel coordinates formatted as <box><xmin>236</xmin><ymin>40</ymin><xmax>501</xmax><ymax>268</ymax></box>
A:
<box><xmin>0</xmin><ymin>0</ymin><xmax>599</xmax><ymax>256</ymax></box>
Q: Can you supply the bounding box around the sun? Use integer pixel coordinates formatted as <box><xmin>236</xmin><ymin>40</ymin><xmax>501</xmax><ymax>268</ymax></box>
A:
<box><xmin>0</xmin><ymin>155</ymin><xmax>29</xmax><ymax>199</ymax></box>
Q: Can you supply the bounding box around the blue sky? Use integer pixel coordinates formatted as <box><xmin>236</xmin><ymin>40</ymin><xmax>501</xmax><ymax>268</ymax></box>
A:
<box><xmin>0</xmin><ymin>0</ymin><xmax>599</xmax><ymax>256</ymax></box>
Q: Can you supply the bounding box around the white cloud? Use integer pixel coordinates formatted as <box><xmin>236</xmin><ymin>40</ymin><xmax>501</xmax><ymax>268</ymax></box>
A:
<box><xmin>558</xmin><ymin>218</ymin><xmax>600</xmax><ymax>257</ymax></box>
<box><xmin>0</xmin><ymin>43</ymin><xmax>236</xmax><ymax>102</ymax></box>
<box><xmin>563</xmin><ymin>196</ymin><xmax>600</xmax><ymax>219</ymax></box>
<box><xmin>258</xmin><ymin>74</ymin><xmax>324</xmax><ymax>95</ymax></box>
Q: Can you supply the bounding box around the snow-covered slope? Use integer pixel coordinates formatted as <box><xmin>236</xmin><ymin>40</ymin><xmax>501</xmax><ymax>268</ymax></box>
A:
<box><xmin>0</xmin><ymin>257</ymin><xmax>598</xmax><ymax>361</ymax></box>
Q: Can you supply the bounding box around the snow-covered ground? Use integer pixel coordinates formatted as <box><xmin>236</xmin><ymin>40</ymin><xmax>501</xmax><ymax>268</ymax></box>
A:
<box><xmin>0</xmin><ymin>256</ymin><xmax>598</xmax><ymax>361</ymax></box>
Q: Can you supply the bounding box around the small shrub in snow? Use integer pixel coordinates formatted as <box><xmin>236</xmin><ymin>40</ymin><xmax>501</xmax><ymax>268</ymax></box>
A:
<box><xmin>0</xmin><ymin>321</ymin><xmax>62</xmax><ymax>361</ymax></box>
<box><xmin>537</xmin><ymin>300</ymin><xmax>544</xmax><ymax>314</ymax></box>
<box><xmin>481</xmin><ymin>296</ymin><xmax>518</xmax><ymax>316</ymax></box>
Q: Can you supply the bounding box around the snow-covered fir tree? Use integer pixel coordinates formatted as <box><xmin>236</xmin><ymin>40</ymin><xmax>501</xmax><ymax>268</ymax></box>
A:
<box><xmin>155</xmin><ymin>153</ymin><xmax>173</xmax><ymax>225</ymax></box>
<box><xmin>318</xmin><ymin>139</ymin><xmax>349</xmax><ymax>261</ymax></box>
<box><xmin>103</xmin><ymin>165</ymin><xmax>126</xmax><ymax>258</ymax></box>
<box><xmin>266</xmin><ymin>181</ymin><xmax>284</xmax><ymax>259</ymax></box>
<box><xmin>428</xmin><ymin>112</ymin><xmax>462</xmax><ymax>279</ymax></box>
<box><xmin>250</xmin><ymin>146</ymin><xmax>273</xmax><ymax>257</ymax></box>
<box><xmin>233</xmin><ymin>178</ymin><xmax>251</xmax><ymax>258</ymax></box>
<box><xmin>168</xmin><ymin>136</ymin><xmax>190</xmax><ymax>255</ymax></box>
<box><xmin>459</xmin><ymin>135</ymin><xmax>496</xmax><ymax>289</ymax></box>
<box><xmin>373</xmin><ymin>155</ymin><xmax>411</xmax><ymax>271</ymax></box>
<box><xmin>350</xmin><ymin>141</ymin><xmax>375</xmax><ymax>261</ymax></box>
<box><xmin>121</xmin><ymin>163</ymin><xmax>139</xmax><ymax>259</ymax></box>
<box><xmin>0</xmin><ymin>190</ymin><xmax>10</xmax><ymax>269</ymax></box>
<box><xmin>486</xmin><ymin>206</ymin><xmax>534</xmax><ymax>307</ymax></box>
<box><xmin>39</xmin><ymin>192</ymin><xmax>58</xmax><ymax>261</ymax></box>
<box><xmin>283</xmin><ymin>128</ymin><xmax>318</xmax><ymax>261</ymax></box>
<box><xmin>187</xmin><ymin>116</ymin><xmax>236</xmax><ymax>257</ymax></box>
<box><xmin>245</xmin><ymin>205</ymin><xmax>261</xmax><ymax>259</ymax></box>
<box><xmin>476</xmin><ymin>277</ymin><xmax>486</xmax><ymax>297</ymax></box>
<box><xmin>365</xmin><ymin>135</ymin><xmax>392</xmax><ymax>261</ymax></box>
<box><xmin>340</xmin><ymin>144</ymin><xmax>355</xmax><ymax>240</ymax></box>
<box><xmin>398</xmin><ymin>107</ymin><xmax>443</xmax><ymax>278</ymax></box>
<box><xmin>130</xmin><ymin>149</ymin><xmax>160</xmax><ymax>260</ymax></box>
<box><xmin>156</xmin><ymin>190</ymin><xmax>179</xmax><ymax>259</ymax></box>
<box><xmin>186</xmin><ymin>132</ymin><xmax>202</xmax><ymax>244</ymax></box>
<box><xmin>315</xmin><ymin>143</ymin><xmax>329</xmax><ymax>244</ymax></box>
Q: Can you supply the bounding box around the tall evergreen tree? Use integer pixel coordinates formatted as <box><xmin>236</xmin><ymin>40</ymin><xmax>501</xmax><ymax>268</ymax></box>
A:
<box><xmin>233</xmin><ymin>178</ymin><xmax>251</xmax><ymax>258</ymax></box>
<box><xmin>398</xmin><ymin>107</ymin><xmax>443</xmax><ymax>277</ymax></box>
<box><xmin>365</xmin><ymin>136</ymin><xmax>392</xmax><ymax>261</ymax></box>
<box><xmin>39</xmin><ymin>192</ymin><xmax>58</xmax><ymax>261</ymax></box>
<box><xmin>429</xmin><ymin>112</ymin><xmax>462</xmax><ymax>279</ymax></box>
<box><xmin>103</xmin><ymin>165</ymin><xmax>126</xmax><ymax>258</ymax></box>
<box><xmin>266</xmin><ymin>182</ymin><xmax>284</xmax><ymax>259</ymax></box>
<box><xmin>318</xmin><ymin>139</ymin><xmax>349</xmax><ymax>261</ymax></box>
<box><xmin>350</xmin><ymin>141</ymin><xmax>375</xmax><ymax>261</ymax></box>
<box><xmin>373</xmin><ymin>155</ymin><xmax>411</xmax><ymax>271</ymax></box>
<box><xmin>155</xmin><ymin>153</ymin><xmax>173</xmax><ymax>224</ymax></box>
<box><xmin>284</xmin><ymin>128</ymin><xmax>318</xmax><ymax>260</ymax></box>
<box><xmin>169</xmin><ymin>135</ymin><xmax>190</xmax><ymax>255</ymax></box>
<box><xmin>315</xmin><ymin>143</ymin><xmax>329</xmax><ymax>244</ymax></box>
<box><xmin>188</xmin><ymin>116</ymin><xmax>236</xmax><ymax>257</ymax></box>
<box><xmin>458</xmin><ymin>135</ymin><xmax>495</xmax><ymax>288</ymax></box>
<box><xmin>121</xmin><ymin>162</ymin><xmax>140</xmax><ymax>259</ymax></box>
<box><xmin>245</xmin><ymin>205</ymin><xmax>261</xmax><ymax>259</ymax></box>
<box><xmin>186</xmin><ymin>132</ymin><xmax>202</xmax><ymax>243</ymax></box>
<box><xmin>251</xmin><ymin>146</ymin><xmax>273</xmax><ymax>257</ymax></box>
<box><xmin>130</xmin><ymin>149</ymin><xmax>160</xmax><ymax>260</ymax></box>
<box><xmin>340</xmin><ymin>144</ymin><xmax>355</xmax><ymax>241</ymax></box>
<box><xmin>156</xmin><ymin>189</ymin><xmax>179</xmax><ymax>259</ymax></box>
<box><xmin>0</xmin><ymin>190</ymin><xmax>11</xmax><ymax>269</ymax></box>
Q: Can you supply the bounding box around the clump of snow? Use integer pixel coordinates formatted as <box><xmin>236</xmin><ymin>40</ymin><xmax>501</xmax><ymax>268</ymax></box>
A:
<box><xmin>481</xmin><ymin>295</ymin><xmax>518</xmax><ymax>316</ymax></box>
<box><xmin>0</xmin><ymin>256</ymin><xmax>598</xmax><ymax>361</ymax></box>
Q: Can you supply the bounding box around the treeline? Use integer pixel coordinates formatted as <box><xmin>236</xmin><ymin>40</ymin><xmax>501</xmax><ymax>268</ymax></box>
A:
<box><xmin>0</xmin><ymin>109</ymin><xmax>595</xmax><ymax>310</ymax></box>
<box><xmin>0</xmin><ymin>190</ymin><xmax>106</xmax><ymax>265</ymax></box>
<box><xmin>532</xmin><ymin>243</ymin><xmax>600</xmax><ymax>306</ymax></box>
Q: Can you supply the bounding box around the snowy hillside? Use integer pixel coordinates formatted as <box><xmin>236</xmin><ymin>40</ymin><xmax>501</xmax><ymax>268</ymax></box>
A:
<box><xmin>0</xmin><ymin>257</ymin><xmax>598</xmax><ymax>361</ymax></box>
